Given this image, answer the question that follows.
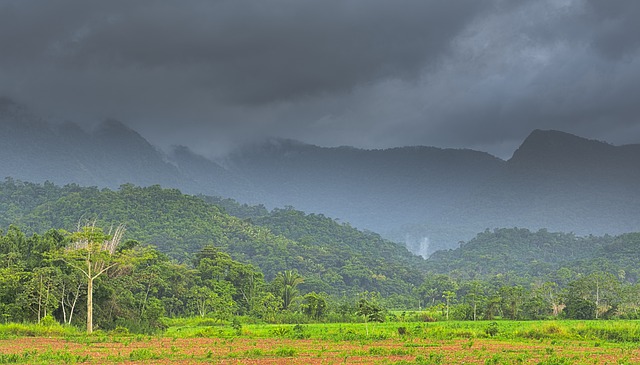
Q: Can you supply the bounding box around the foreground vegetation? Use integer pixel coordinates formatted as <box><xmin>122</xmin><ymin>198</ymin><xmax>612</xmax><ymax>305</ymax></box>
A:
<box><xmin>1</xmin><ymin>320</ymin><xmax>640</xmax><ymax>364</ymax></box>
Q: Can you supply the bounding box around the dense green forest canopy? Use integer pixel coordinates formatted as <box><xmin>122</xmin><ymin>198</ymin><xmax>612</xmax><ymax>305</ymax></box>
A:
<box><xmin>2</xmin><ymin>179</ymin><xmax>640</xmax><ymax>332</ymax></box>
<box><xmin>424</xmin><ymin>228</ymin><xmax>640</xmax><ymax>284</ymax></box>
<box><xmin>0</xmin><ymin>179</ymin><xmax>424</xmax><ymax>297</ymax></box>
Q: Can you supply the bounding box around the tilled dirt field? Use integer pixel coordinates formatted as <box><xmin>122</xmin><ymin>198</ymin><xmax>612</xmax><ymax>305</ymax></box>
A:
<box><xmin>1</xmin><ymin>337</ymin><xmax>638</xmax><ymax>364</ymax></box>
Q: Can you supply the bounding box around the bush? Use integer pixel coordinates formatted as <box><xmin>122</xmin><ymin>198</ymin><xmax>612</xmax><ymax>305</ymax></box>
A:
<box><xmin>196</xmin><ymin>319</ymin><xmax>219</xmax><ymax>327</ymax></box>
<box><xmin>451</xmin><ymin>304</ymin><xmax>474</xmax><ymax>321</ymax></box>
<box><xmin>110</xmin><ymin>326</ymin><xmax>130</xmax><ymax>336</ymax></box>
<box><xmin>113</xmin><ymin>319</ymin><xmax>165</xmax><ymax>335</ymax></box>
<box><xmin>231</xmin><ymin>318</ymin><xmax>242</xmax><ymax>336</ymax></box>
<box><xmin>274</xmin><ymin>311</ymin><xmax>309</xmax><ymax>324</ymax></box>
<box><xmin>270</xmin><ymin>326</ymin><xmax>291</xmax><ymax>337</ymax></box>
<box><xmin>485</xmin><ymin>322</ymin><xmax>499</xmax><ymax>337</ymax></box>
<box><xmin>40</xmin><ymin>315</ymin><xmax>57</xmax><ymax>327</ymax></box>
<box><xmin>0</xmin><ymin>322</ymin><xmax>71</xmax><ymax>337</ymax></box>
<box><xmin>414</xmin><ymin>313</ymin><xmax>437</xmax><ymax>322</ymax></box>
<box><xmin>292</xmin><ymin>324</ymin><xmax>309</xmax><ymax>339</ymax></box>
<box><xmin>564</xmin><ymin>297</ymin><xmax>596</xmax><ymax>320</ymax></box>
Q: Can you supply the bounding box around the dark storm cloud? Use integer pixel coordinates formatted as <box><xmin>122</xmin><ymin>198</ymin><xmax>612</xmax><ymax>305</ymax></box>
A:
<box><xmin>416</xmin><ymin>0</ymin><xmax>640</xmax><ymax>156</ymax></box>
<box><xmin>0</xmin><ymin>0</ymin><xmax>485</xmax><ymax>103</ymax></box>
<box><xmin>1</xmin><ymin>0</ymin><xmax>639</xmax><ymax>158</ymax></box>
<box><xmin>585</xmin><ymin>0</ymin><xmax>640</xmax><ymax>59</ymax></box>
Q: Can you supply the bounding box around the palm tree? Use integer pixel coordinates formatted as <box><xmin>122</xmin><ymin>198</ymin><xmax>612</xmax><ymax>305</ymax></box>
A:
<box><xmin>275</xmin><ymin>270</ymin><xmax>304</xmax><ymax>310</ymax></box>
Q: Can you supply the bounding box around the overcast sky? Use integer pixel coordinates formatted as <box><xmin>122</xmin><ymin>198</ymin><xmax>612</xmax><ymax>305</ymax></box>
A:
<box><xmin>1</xmin><ymin>0</ymin><xmax>640</xmax><ymax>158</ymax></box>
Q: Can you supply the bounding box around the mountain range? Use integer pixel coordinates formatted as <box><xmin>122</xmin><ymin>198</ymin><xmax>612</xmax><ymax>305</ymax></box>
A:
<box><xmin>2</xmin><ymin>97</ymin><xmax>639</xmax><ymax>255</ymax></box>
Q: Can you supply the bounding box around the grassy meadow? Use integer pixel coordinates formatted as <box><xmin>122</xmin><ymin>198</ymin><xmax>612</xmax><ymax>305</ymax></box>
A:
<box><xmin>1</xmin><ymin>319</ymin><xmax>640</xmax><ymax>364</ymax></box>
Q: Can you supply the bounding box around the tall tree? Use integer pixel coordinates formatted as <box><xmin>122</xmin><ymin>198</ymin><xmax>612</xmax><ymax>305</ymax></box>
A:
<box><xmin>275</xmin><ymin>270</ymin><xmax>304</xmax><ymax>310</ymax></box>
<box><xmin>499</xmin><ymin>285</ymin><xmax>524</xmax><ymax>320</ymax></box>
<box><xmin>565</xmin><ymin>272</ymin><xmax>620</xmax><ymax>319</ymax></box>
<box><xmin>302</xmin><ymin>292</ymin><xmax>327</xmax><ymax>320</ymax></box>
<box><xmin>463</xmin><ymin>280</ymin><xmax>486</xmax><ymax>321</ymax></box>
<box><xmin>442</xmin><ymin>290</ymin><xmax>456</xmax><ymax>320</ymax></box>
<box><xmin>56</xmin><ymin>223</ymin><xmax>131</xmax><ymax>333</ymax></box>
<box><xmin>356</xmin><ymin>291</ymin><xmax>385</xmax><ymax>336</ymax></box>
<box><xmin>23</xmin><ymin>266</ymin><xmax>60</xmax><ymax>323</ymax></box>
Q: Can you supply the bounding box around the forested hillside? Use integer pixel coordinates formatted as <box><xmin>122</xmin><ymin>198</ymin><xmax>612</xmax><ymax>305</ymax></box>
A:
<box><xmin>190</xmin><ymin>195</ymin><xmax>640</xmax><ymax>320</ymax></box>
<box><xmin>425</xmin><ymin>228</ymin><xmax>616</xmax><ymax>280</ymax></box>
<box><xmin>202</xmin><ymin>197</ymin><xmax>640</xmax><ymax>285</ymax></box>
<box><xmin>0</xmin><ymin>179</ymin><xmax>424</xmax><ymax>296</ymax></box>
<box><xmin>3</xmin><ymin>180</ymin><xmax>640</xmax><ymax>325</ymax></box>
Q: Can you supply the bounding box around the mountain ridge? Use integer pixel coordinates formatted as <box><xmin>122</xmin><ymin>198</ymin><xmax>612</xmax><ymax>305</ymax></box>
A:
<box><xmin>1</xmin><ymin>98</ymin><xmax>639</xmax><ymax>254</ymax></box>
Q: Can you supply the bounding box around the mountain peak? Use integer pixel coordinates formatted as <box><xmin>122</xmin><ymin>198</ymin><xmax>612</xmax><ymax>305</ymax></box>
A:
<box><xmin>95</xmin><ymin>118</ymin><xmax>136</xmax><ymax>135</ymax></box>
<box><xmin>93</xmin><ymin>118</ymin><xmax>153</xmax><ymax>146</ymax></box>
<box><xmin>523</xmin><ymin>129</ymin><xmax>595</xmax><ymax>145</ymax></box>
<box><xmin>508</xmin><ymin>129</ymin><xmax>614</xmax><ymax>167</ymax></box>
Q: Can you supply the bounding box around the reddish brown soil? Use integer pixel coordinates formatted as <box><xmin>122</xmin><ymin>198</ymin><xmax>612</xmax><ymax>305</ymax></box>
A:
<box><xmin>0</xmin><ymin>337</ymin><xmax>638</xmax><ymax>364</ymax></box>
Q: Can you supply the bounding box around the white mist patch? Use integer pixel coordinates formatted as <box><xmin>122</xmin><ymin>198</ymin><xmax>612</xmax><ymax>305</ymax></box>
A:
<box><xmin>404</xmin><ymin>234</ymin><xmax>431</xmax><ymax>259</ymax></box>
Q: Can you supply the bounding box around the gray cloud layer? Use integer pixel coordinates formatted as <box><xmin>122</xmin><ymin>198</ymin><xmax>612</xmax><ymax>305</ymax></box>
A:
<box><xmin>1</xmin><ymin>0</ymin><xmax>639</xmax><ymax>158</ymax></box>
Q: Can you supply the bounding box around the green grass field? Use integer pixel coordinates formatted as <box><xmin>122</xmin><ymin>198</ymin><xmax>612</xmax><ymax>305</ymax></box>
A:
<box><xmin>1</xmin><ymin>320</ymin><xmax>640</xmax><ymax>364</ymax></box>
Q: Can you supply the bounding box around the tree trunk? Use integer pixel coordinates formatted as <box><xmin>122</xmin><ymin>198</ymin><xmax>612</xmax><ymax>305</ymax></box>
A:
<box><xmin>473</xmin><ymin>302</ymin><xmax>477</xmax><ymax>321</ymax></box>
<box><xmin>37</xmin><ymin>275</ymin><xmax>43</xmax><ymax>323</ymax></box>
<box><xmin>87</xmin><ymin>277</ymin><xmax>93</xmax><ymax>334</ymax></box>
<box><xmin>68</xmin><ymin>283</ymin><xmax>81</xmax><ymax>325</ymax></box>
<box><xmin>364</xmin><ymin>318</ymin><xmax>369</xmax><ymax>336</ymax></box>
<box><xmin>595</xmin><ymin>279</ymin><xmax>600</xmax><ymax>319</ymax></box>
<box><xmin>61</xmin><ymin>288</ymin><xmax>67</xmax><ymax>325</ymax></box>
<box><xmin>445</xmin><ymin>299</ymin><xmax>450</xmax><ymax>320</ymax></box>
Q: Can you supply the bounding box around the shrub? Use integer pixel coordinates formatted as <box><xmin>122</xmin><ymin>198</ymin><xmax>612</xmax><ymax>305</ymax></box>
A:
<box><xmin>270</xmin><ymin>326</ymin><xmax>291</xmax><ymax>337</ymax></box>
<box><xmin>231</xmin><ymin>318</ymin><xmax>242</xmax><ymax>336</ymax></box>
<box><xmin>415</xmin><ymin>313</ymin><xmax>437</xmax><ymax>322</ymax></box>
<box><xmin>292</xmin><ymin>324</ymin><xmax>309</xmax><ymax>339</ymax></box>
<box><xmin>197</xmin><ymin>319</ymin><xmax>218</xmax><ymax>327</ymax></box>
<box><xmin>564</xmin><ymin>297</ymin><xmax>596</xmax><ymax>320</ymax></box>
<box><xmin>110</xmin><ymin>326</ymin><xmax>130</xmax><ymax>336</ymax></box>
<box><xmin>40</xmin><ymin>315</ymin><xmax>57</xmax><ymax>327</ymax></box>
<box><xmin>485</xmin><ymin>322</ymin><xmax>499</xmax><ymax>337</ymax></box>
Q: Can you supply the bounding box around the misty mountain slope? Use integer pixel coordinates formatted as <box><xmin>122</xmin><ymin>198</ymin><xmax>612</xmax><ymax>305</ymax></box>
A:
<box><xmin>0</xmin><ymin>98</ymin><xmax>82</xmax><ymax>184</ymax></box>
<box><xmin>225</xmin><ymin>139</ymin><xmax>505</xmax><ymax>235</ymax></box>
<box><xmin>463</xmin><ymin>130</ymin><xmax>640</xmax><ymax>232</ymax></box>
<box><xmin>2</xmin><ymin>99</ymin><xmax>640</xmax><ymax>255</ymax></box>
<box><xmin>506</xmin><ymin>129</ymin><xmax>640</xmax><ymax>192</ymax></box>
<box><xmin>67</xmin><ymin>119</ymin><xmax>185</xmax><ymax>188</ymax></box>
<box><xmin>394</xmin><ymin>129</ymin><xmax>638</xmax><ymax>251</ymax></box>
<box><xmin>0</xmin><ymin>98</ymin><xmax>234</xmax><ymax>197</ymax></box>
<box><xmin>509</xmin><ymin>129</ymin><xmax>618</xmax><ymax>170</ymax></box>
<box><xmin>168</xmin><ymin>145</ymin><xmax>260</xmax><ymax>202</ymax></box>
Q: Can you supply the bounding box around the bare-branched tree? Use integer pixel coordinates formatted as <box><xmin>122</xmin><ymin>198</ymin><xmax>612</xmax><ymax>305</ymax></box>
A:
<box><xmin>58</xmin><ymin>221</ymin><xmax>128</xmax><ymax>333</ymax></box>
